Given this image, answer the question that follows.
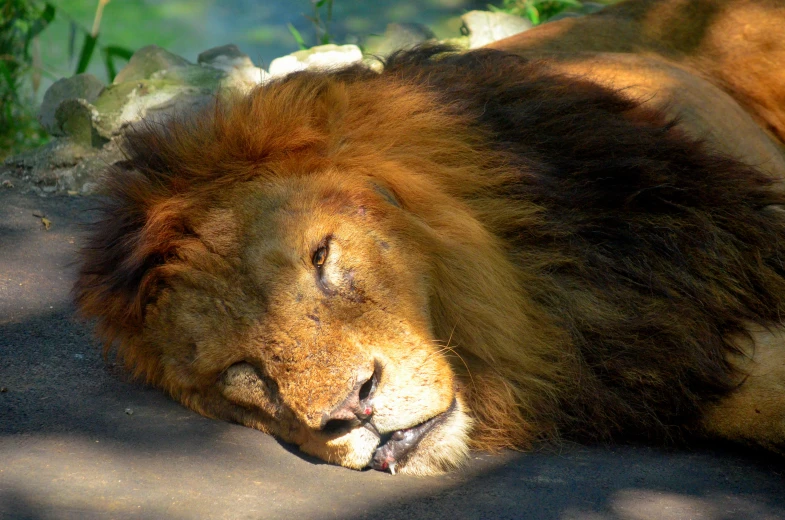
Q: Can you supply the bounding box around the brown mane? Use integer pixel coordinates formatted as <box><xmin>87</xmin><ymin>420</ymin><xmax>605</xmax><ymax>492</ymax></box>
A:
<box><xmin>75</xmin><ymin>44</ymin><xmax>785</xmax><ymax>456</ymax></box>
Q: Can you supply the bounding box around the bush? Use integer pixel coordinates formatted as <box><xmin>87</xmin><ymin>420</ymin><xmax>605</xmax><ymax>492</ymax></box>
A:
<box><xmin>0</xmin><ymin>0</ymin><xmax>53</xmax><ymax>159</ymax></box>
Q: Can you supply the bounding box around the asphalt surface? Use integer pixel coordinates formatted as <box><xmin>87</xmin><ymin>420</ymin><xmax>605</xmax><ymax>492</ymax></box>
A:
<box><xmin>1</xmin><ymin>189</ymin><xmax>784</xmax><ymax>520</ymax></box>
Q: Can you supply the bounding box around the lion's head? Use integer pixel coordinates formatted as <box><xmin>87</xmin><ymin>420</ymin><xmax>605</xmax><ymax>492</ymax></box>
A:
<box><xmin>75</xmin><ymin>54</ymin><xmax>568</xmax><ymax>475</ymax></box>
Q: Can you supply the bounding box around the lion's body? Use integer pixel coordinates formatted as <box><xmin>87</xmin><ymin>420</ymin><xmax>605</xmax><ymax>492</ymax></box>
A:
<box><xmin>76</xmin><ymin>0</ymin><xmax>785</xmax><ymax>474</ymax></box>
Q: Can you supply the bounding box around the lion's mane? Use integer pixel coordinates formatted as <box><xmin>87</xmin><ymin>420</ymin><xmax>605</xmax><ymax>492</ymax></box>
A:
<box><xmin>76</xmin><ymin>46</ymin><xmax>785</xmax><ymax>450</ymax></box>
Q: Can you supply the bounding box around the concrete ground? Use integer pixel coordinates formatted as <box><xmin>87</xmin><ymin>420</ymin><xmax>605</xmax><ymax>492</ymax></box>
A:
<box><xmin>1</xmin><ymin>189</ymin><xmax>784</xmax><ymax>520</ymax></box>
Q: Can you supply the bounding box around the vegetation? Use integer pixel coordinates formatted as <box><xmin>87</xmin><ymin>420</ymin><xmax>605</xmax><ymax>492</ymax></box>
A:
<box><xmin>288</xmin><ymin>0</ymin><xmax>335</xmax><ymax>50</ymax></box>
<box><xmin>489</xmin><ymin>0</ymin><xmax>584</xmax><ymax>25</ymax></box>
<box><xmin>1</xmin><ymin>0</ymin><xmax>53</xmax><ymax>160</ymax></box>
<box><xmin>2</xmin><ymin>0</ymin><xmax>585</xmax><ymax>161</ymax></box>
<box><xmin>0</xmin><ymin>0</ymin><xmax>134</xmax><ymax>160</ymax></box>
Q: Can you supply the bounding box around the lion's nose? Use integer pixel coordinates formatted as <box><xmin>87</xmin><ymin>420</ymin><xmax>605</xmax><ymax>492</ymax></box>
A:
<box><xmin>319</xmin><ymin>366</ymin><xmax>378</xmax><ymax>432</ymax></box>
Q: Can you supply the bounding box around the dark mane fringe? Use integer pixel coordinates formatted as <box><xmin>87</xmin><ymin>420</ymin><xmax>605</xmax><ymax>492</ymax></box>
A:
<box><xmin>379</xmin><ymin>46</ymin><xmax>785</xmax><ymax>441</ymax></box>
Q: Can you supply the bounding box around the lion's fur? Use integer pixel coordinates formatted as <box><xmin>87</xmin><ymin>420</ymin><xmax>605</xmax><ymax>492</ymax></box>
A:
<box><xmin>75</xmin><ymin>0</ymin><xmax>785</xmax><ymax>473</ymax></box>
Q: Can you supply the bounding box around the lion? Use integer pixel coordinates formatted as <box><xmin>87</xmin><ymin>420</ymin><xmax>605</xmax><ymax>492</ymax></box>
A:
<box><xmin>75</xmin><ymin>0</ymin><xmax>785</xmax><ymax>475</ymax></box>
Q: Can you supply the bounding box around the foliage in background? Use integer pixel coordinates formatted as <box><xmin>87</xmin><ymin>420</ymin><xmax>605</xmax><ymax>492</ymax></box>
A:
<box><xmin>0</xmin><ymin>0</ymin><xmax>134</xmax><ymax>160</ymax></box>
<box><xmin>67</xmin><ymin>0</ymin><xmax>133</xmax><ymax>81</ymax></box>
<box><xmin>288</xmin><ymin>0</ymin><xmax>335</xmax><ymax>50</ymax></box>
<box><xmin>1</xmin><ymin>0</ymin><xmax>54</xmax><ymax>159</ymax></box>
<box><xmin>490</xmin><ymin>0</ymin><xmax>583</xmax><ymax>25</ymax></box>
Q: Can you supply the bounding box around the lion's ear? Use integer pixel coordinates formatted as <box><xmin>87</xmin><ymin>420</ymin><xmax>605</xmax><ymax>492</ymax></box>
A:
<box><xmin>74</xmin><ymin>164</ymin><xmax>190</xmax><ymax>348</ymax></box>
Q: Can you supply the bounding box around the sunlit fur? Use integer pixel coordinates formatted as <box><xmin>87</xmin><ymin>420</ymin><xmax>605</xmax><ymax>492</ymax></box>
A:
<box><xmin>76</xmin><ymin>0</ymin><xmax>785</xmax><ymax>475</ymax></box>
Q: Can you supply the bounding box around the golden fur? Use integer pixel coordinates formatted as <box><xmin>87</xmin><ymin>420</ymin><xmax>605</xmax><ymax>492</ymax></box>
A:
<box><xmin>76</xmin><ymin>0</ymin><xmax>785</xmax><ymax>475</ymax></box>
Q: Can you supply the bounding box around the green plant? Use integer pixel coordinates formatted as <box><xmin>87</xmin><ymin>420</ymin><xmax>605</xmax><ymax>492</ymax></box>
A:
<box><xmin>0</xmin><ymin>0</ymin><xmax>135</xmax><ymax>159</ymax></box>
<box><xmin>69</xmin><ymin>0</ymin><xmax>133</xmax><ymax>80</ymax></box>
<box><xmin>490</xmin><ymin>0</ymin><xmax>583</xmax><ymax>25</ymax></box>
<box><xmin>0</xmin><ymin>0</ymin><xmax>54</xmax><ymax>159</ymax></box>
<box><xmin>288</xmin><ymin>0</ymin><xmax>335</xmax><ymax>50</ymax></box>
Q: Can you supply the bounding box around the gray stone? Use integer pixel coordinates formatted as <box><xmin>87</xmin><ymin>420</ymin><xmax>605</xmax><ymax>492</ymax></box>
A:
<box><xmin>198</xmin><ymin>44</ymin><xmax>268</xmax><ymax>91</ymax></box>
<box><xmin>113</xmin><ymin>45</ymin><xmax>192</xmax><ymax>84</ymax></box>
<box><xmin>1</xmin><ymin>136</ymin><xmax>126</xmax><ymax>195</ymax></box>
<box><xmin>462</xmin><ymin>10</ymin><xmax>533</xmax><ymax>49</ymax></box>
<box><xmin>365</xmin><ymin>23</ymin><xmax>436</xmax><ymax>56</ymax></box>
<box><xmin>92</xmin><ymin>80</ymin><xmax>217</xmax><ymax>138</ymax></box>
<box><xmin>53</xmin><ymin>99</ymin><xmax>106</xmax><ymax>148</ymax></box>
<box><xmin>38</xmin><ymin>74</ymin><xmax>105</xmax><ymax>136</ymax></box>
<box><xmin>149</xmin><ymin>64</ymin><xmax>225</xmax><ymax>87</ymax></box>
<box><xmin>91</xmin><ymin>62</ymin><xmax>224</xmax><ymax>138</ymax></box>
<box><xmin>198</xmin><ymin>43</ymin><xmax>254</xmax><ymax>69</ymax></box>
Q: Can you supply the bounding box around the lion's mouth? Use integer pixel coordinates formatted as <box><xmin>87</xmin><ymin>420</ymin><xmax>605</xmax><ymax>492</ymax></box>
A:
<box><xmin>369</xmin><ymin>398</ymin><xmax>457</xmax><ymax>474</ymax></box>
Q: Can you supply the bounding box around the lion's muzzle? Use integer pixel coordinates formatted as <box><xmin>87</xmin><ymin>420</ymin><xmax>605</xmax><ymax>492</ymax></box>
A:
<box><xmin>370</xmin><ymin>398</ymin><xmax>458</xmax><ymax>474</ymax></box>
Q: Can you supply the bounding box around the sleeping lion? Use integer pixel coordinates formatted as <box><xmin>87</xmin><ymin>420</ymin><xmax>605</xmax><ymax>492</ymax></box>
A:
<box><xmin>76</xmin><ymin>0</ymin><xmax>785</xmax><ymax>475</ymax></box>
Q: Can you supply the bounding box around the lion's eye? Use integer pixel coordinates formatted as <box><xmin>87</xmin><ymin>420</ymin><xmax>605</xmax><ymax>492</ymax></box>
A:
<box><xmin>312</xmin><ymin>245</ymin><xmax>328</xmax><ymax>269</ymax></box>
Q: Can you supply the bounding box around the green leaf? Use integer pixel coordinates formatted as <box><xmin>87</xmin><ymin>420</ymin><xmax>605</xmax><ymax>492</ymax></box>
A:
<box><xmin>75</xmin><ymin>33</ymin><xmax>98</xmax><ymax>74</ymax></box>
<box><xmin>28</xmin><ymin>3</ymin><xmax>56</xmax><ymax>40</ymax></box>
<box><xmin>525</xmin><ymin>4</ymin><xmax>541</xmax><ymax>24</ymax></box>
<box><xmin>287</xmin><ymin>23</ymin><xmax>307</xmax><ymax>50</ymax></box>
<box><xmin>102</xmin><ymin>45</ymin><xmax>133</xmax><ymax>82</ymax></box>
<box><xmin>105</xmin><ymin>45</ymin><xmax>133</xmax><ymax>60</ymax></box>
<box><xmin>102</xmin><ymin>48</ymin><xmax>116</xmax><ymax>81</ymax></box>
<box><xmin>68</xmin><ymin>22</ymin><xmax>77</xmax><ymax>64</ymax></box>
<box><xmin>0</xmin><ymin>62</ymin><xmax>19</xmax><ymax>102</ymax></box>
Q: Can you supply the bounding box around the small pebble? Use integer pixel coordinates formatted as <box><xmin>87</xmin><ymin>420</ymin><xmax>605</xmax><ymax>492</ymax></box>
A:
<box><xmin>0</xmin><ymin>387</ymin><xmax>8</xmax><ymax>393</ymax></box>
<box><xmin>125</xmin><ymin>408</ymin><xmax>134</xmax><ymax>415</ymax></box>
<box><xmin>73</xmin><ymin>353</ymin><xmax>84</xmax><ymax>360</ymax></box>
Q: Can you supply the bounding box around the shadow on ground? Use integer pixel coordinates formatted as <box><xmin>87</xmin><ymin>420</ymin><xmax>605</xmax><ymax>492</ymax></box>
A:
<box><xmin>1</xmin><ymin>190</ymin><xmax>783</xmax><ymax>520</ymax></box>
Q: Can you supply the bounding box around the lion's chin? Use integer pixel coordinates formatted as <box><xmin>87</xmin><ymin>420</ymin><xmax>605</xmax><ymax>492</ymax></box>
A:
<box><xmin>371</xmin><ymin>398</ymin><xmax>473</xmax><ymax>476</ymax></box>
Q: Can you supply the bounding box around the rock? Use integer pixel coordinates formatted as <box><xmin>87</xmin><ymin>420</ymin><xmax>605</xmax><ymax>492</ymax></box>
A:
<box><xmin>269</xmin><ymin>44</ymin><xmax>364</xmax><ymax>77</ymax></box>
<box><xmin>365</xmin><ymin>23</ymin><xmax>436</xmax><ymax>56</ymax></box>
<box><xmin>198</xmin><ymin>43</ymin><xmax>253</xmax><ymax>69</ymax></box>
<box><xmin>91</xmin><ymin>82</ymin><xmax>205</xmax><ymax>138</ymax></box>
<box><xmin>198</xmin><ymin>44</ymin><xmax>268</xmax><ymax>91</ymax></box>
<box><xmin>1</xmin><ymin>136</ymin><xmax>110</xmax><ymax>195</ymax></box>
<box><xmin>461</xmin><ymin>10</ymin><xmax>533</xmax><ymax>49</ymax></box>
<box><xmin>54</xmin><ymin>99</ymin><xmax>106</xmax><ymax>148</ymax></box>
<box><xmin>8</xmin><ymin>41</ymin><xmax>369</xmax><ymax>195</ymax></box>
<box><xmin>113</xmin><ymin>45</ymin><xmax>192</xmax><ymax>84</ymax></box>
<box><xmin>38</xmin><ymin>74</ymin><xmax>105</xmax><ymax>136</ymax></box>
<box><xmin>92</xmin><ymin>68</ymin><xmax>223</xmax><ymax>138</ymax></box>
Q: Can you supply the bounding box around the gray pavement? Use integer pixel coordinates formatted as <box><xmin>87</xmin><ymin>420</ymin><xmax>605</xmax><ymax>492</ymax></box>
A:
<box><xmin>1</xmin><ymin>189</ymin><xmax>784</xmax><ymax>520</ymax></box>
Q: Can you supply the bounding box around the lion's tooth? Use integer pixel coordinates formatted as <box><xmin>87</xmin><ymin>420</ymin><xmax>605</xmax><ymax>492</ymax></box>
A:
<box><xmin>389</xmin><ymin>462</ymin><xmax>397</xmax><ymax>475</ymax></box>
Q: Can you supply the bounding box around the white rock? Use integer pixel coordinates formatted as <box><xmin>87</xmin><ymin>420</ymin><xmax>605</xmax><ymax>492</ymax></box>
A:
<box><xmin>462</xmin><ymin>11</ymin><xmax>533</xmax><ymax>49</ymax></box>
<box><xmin>221</xmin><ymin>66</ymin><xmax>269</xmax><ymax>91</ymax></box>
<box><xmin>268</xmin><ymin>44</ymin><xmax>364</xmax><ymax>78</ymax></box>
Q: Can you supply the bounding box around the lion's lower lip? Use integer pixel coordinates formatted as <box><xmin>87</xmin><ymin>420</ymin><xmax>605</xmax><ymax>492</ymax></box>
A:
<box><xmin>370</xmin><ymin>398</ymin><xmax>457</xmax><ymax>474</ymax></box>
